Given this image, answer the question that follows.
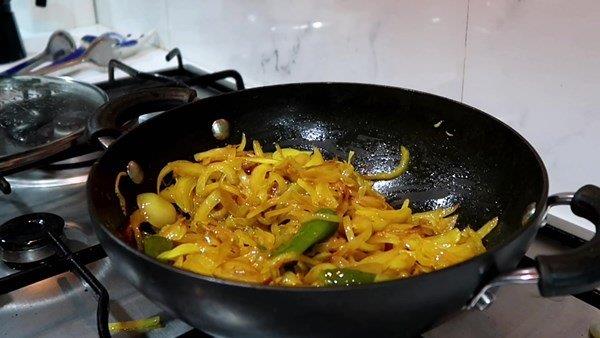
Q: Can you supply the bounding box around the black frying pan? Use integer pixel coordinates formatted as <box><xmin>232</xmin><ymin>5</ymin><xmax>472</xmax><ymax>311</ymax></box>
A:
<box><xmin>86</xmin><ymin>83</ymin><xmax>600</xmax><ymax>338</ymax></box>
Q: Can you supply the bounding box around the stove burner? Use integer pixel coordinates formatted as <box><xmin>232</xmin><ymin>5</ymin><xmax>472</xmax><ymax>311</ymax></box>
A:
<box><xmin>0</xmin><ymin>212</ymin><xmax>111</xmax><ymax>336</ymax></box>
<box><xmin>0</xmin><ymin>213</ymin><xmax>64</xmax><ymax>268</ymax></box>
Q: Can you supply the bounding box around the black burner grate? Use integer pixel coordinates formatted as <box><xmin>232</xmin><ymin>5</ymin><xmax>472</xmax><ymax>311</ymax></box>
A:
<box><xmin>97</xmin><ymin>48</ymin><xmax>244</xmax><ymax>99</ymax></box>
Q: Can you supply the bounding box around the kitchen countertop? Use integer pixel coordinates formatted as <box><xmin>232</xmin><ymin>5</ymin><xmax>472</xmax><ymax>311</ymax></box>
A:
<box><xmin>0</xmin><ymin>20</ymin><xmax>596</xmax><ymax>239</ymax></box>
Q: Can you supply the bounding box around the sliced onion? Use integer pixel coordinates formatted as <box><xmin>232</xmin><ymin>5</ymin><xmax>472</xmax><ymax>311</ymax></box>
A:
<box><xmin>136</xmin><ymin>192</ymin><xmax>177</xmax><ymax>228</ymax></box>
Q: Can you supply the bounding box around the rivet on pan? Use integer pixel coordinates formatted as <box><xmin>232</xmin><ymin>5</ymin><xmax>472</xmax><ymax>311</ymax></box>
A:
<box><xmin>212</xmin><ymin>119</ymin><xmax>230</xmax><ymax>140</ymax></box>
<box><xmin>521</xmin><ymin>202</ymin><xmax>536</xmax><ymax>226</ymax></box>
<box><xmin>127</xmin><ymin>161</ymin><xmax>144</xmax><ymax>184</ymax></box>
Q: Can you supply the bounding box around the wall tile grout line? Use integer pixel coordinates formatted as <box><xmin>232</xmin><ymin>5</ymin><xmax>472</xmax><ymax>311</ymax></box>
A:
<box><xmin>460</xmin><ymin>0</ymin><xmax>470</xmax><ymax>102</ymax></box>
<box><xmin>92</xmin><ymin>0</ymin><xmax>99</xmax><ymax>24</ymax></box>
<box><xmin>164</xmin><ymin>0</ymin><xmax>172</xmax><ymax>49</ymax></box>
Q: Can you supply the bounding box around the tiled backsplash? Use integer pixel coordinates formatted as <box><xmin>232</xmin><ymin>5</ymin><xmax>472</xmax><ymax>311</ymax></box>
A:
<box><xmin>12</xmin><ymin>0</ymin><xmax>95</xmax><ymax>34</ymax></box>
<box><xmin>464</xmin><ymin>0</ymin><xmax>600</xmax><ymax>199</ymax></box>
<box><xmin>94</xmin><ymin>0</ymin><xmax>469</xmax><ymax>99</ymax></box>
<box><xmin>94</xmin><ymin>0</ymin><xmax>170</xmax><ymax>49</ymax></box>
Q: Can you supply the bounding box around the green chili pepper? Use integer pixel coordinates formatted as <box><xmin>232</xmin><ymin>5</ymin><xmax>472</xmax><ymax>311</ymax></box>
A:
<box><xmin>273</xmin><ymin>208</ymin><xmax>339</xmax><ymax>257</ymax></box>
<box><xmin>143</xmin><ymin>235</ymin><xmax>173</xmax><ymax>258</ymax></box>
<box><xmin>321</xmin><ymin>268</ymin><xmax>376</xmax><ymax>286</ymax></box>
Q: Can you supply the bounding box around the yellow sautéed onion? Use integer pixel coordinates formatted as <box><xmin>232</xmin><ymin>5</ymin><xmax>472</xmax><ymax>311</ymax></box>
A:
<box><xmin>125</xmin><ymin>135</ymin><xmax>497</xmax><ymax>286</ymax></box>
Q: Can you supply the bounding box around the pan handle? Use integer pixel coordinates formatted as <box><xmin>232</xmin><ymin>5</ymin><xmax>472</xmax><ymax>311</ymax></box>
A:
<box><xmin>87</xmin><ymin>86</ymin><xmax>197</xmax><ymax>149</ymax></box>
<box><xmin>469</xmin><ymin>184</ymin><xmax>600</xmax><ymax>310</ymax></box>
<box><xmin>537</xmin><ymin>185</ymin><xmax>600</xmax><ymax>296</ymax></box>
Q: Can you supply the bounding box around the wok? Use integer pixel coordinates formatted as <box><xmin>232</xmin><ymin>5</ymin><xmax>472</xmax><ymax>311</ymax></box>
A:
<box><xmin>86</xmin><ymin>83</ymin><xmax>600</xmax><ymax>338</ymax></box>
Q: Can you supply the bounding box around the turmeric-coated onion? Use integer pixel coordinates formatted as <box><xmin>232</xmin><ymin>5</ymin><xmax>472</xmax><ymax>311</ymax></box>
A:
<box><xmin>137</xmin><ymin>192</ymin><xmax>177</xmax><ymax>228</ymax></box>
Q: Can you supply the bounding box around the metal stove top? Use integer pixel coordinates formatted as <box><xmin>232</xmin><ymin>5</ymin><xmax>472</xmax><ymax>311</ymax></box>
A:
<box><xmin>0</xmin><ymin>51</ymin><xmax>599</xmax><ymax>338</ymax></box>
<box><xmin>0</xmin><ymin>170</ymin><xmax>191</xmax><ymax>337</ymax></box>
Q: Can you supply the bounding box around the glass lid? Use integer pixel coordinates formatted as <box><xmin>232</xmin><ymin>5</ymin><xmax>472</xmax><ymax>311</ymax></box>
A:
<box><xmin>0</xmin><ymin>76</ymin><xmax>107</xmax><ymax>171</ymax></box>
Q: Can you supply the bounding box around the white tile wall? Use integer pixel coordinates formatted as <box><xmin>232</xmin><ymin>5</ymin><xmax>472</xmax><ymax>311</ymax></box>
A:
<box><xmin>95</xmin><ymin>0</ymin><xmax>469</xmax><ymax>99</ymax></box>
<box><xmin>94</xmin><ymin>0</ymin><xmax>170</xmax><ymax>47</ymax></box>
<box><xmin>463</xmin><ymin>0</ymin><xmax>600</xmax><ymax>230</ymax></box>
<box><xmin>12</xmin><ymin>0</ymin><xmax>96</xmax><ymax>34</ymax></box>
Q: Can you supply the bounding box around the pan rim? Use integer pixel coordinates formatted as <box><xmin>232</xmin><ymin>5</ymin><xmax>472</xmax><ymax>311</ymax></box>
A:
<box><xmin>88</xmin><ymin>81</ymin><xmax>549</xmax><ymax>293</ymax></box>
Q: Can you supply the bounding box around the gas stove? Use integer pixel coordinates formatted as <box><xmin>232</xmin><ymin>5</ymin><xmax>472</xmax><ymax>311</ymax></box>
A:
<box><xmin>0</xmin><ymin>50</ymin><xmax>598</xmax><ymax>338</ymax></box>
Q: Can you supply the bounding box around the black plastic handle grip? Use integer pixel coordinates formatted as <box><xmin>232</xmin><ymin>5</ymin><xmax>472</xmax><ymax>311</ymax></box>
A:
<box><xmin>537</xmin><ymin>185</ymin><xmax>600</xmax><ymax>297</ymax></box>
<box><xmin>86</xmin><ymin>86</ymin><xmax>197</xmax><ymax>143</ymax></box>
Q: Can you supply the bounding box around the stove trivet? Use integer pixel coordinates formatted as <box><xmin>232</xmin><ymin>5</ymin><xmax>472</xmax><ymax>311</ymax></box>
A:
<box><xmin>0</xmin><ymin>213</ymin><xmax>110</xmax><ymax>337</ymax></box>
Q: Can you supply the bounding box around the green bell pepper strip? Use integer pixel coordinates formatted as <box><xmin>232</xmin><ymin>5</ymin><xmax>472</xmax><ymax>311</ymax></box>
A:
<box><xmin>321</xmin><ymin>268</ymin><xmax>376</xmax><ymax>286</ymax></box>
<box><xmin>273</xmin><ymin>208</ymin><xmax>339</xmax><ymax>257</ymax></box>
<box><xmin>143</xmin><ymin>235</ymin><xmax>173</xmax><ymax>258</ymax></box>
